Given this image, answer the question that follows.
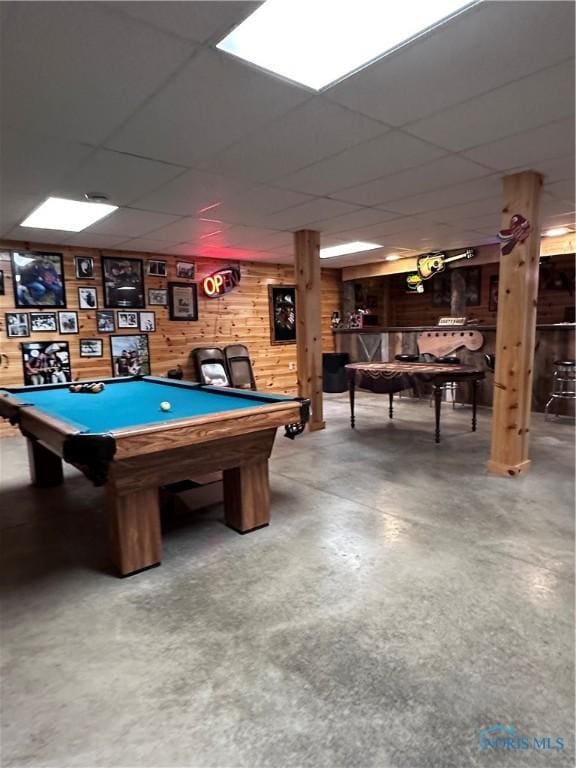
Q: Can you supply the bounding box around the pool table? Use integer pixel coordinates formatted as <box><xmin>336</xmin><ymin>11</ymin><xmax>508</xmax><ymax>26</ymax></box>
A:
<box><xmin>0</xmin><ymin>376</ymin><xmax>309</xmax><ymax>576</ymax></box>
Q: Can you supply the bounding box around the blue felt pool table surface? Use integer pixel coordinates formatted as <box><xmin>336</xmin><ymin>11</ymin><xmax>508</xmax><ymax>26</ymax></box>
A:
<box><xmin>3</xmin><ymin>379</ymin><xmax>291</xmax><ymax>434</ymax></box>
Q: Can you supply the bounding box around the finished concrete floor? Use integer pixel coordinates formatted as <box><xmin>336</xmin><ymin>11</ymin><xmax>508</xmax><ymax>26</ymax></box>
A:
<box><xmin>0</xmin><ymin>394</ymin><xmax>574</xmax><ymax>768</ymax></box>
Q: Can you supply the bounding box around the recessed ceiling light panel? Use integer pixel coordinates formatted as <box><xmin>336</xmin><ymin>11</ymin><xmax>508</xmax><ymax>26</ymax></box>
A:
<box><xmin>21</xmin><ymin>197</ymin><xmax>118</xmax><ymax>232</ymax></box>
<box><xmin>320</xmin><ymin>241</ymin><xmax>382</xmax><ymax>258</ymax></box>
<box><xmin>544</xmin><ymin>227</ymin><xmax>571</xmax><ymax>237</ymax></box>
<box><xmin>217</xmin><ymin>0</ymin><xmax>478</xmax><ymax>91</ymax></box>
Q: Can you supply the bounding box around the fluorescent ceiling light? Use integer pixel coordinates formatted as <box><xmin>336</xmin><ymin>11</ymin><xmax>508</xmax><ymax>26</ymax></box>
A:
<box><xmin>20</xmin><ymin>197</ymin><xmax>118</xmax><ymax>232</ymax></box>
<box><xmin>217</xmin><ymin>0</ymin><xmax>477</xmax><ymax>91</ymax></box>
<box><xmin>385</xmin><ymin>254</ymin><xmax>401</xmax><ymax>261</ymax></box>
<box><xmin>320</xmin><ymin>241</ymin><xmax>381</xmax><ymax>259</ymax></box>
<box><xmin>544</xmin><ymin>227</ymin><xmax>571</xmax><ymax>237</ymax></box>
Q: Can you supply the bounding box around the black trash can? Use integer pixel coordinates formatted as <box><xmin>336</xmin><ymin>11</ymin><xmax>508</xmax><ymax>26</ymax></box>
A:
<box><xmin>323</xmin><ymin>352</ymin><xmax>350</xmax><ymax>393</ymax></box>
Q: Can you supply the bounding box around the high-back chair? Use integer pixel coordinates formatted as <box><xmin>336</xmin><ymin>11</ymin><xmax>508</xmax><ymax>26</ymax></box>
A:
<box><xmin>192</xmin><ymin>347</ymin><xmax>230</xmax><ymax>387</ymax></box>
<box><xmin>224</xmin><ymin>344</ymin><xmax>257</xmax><ymax>390</ymax></box>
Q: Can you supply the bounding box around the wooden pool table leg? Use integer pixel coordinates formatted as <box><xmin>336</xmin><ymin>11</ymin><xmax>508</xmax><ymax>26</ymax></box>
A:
<box><xmin>26</xmin><ymin>438</ymin><xmax>64</xmax><ymax>487</ymax></box>
<box><xmin>223</xmin><ymin>459</ymin><xmax>270</xmax><ymax>533</ymax></box>
<box><xmin>107</xmin><ymin>486</ymin><xmax>162</xmax><ymax>576</ymax></box>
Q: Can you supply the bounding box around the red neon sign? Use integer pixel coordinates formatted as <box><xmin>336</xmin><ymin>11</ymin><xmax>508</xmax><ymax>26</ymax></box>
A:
<box><xmin>202</xmin><ymin>266</ymin><xmax>241</xmax><ymax>298</ymax></box>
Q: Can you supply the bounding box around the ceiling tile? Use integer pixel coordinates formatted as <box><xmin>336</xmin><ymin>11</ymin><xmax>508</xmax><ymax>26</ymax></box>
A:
<box><xmin>5</xmin><ymin>227</ymin><xmax>74</xmax><ymax>245</ymax></box>
<box><xmin>382</xmin><ymin>175</ymin><xmax>502</xmax><ymax>216</ymax></box>
<box><xmin>462</xmin><ymin>119</ymin><xmax>575</xmax><ymax>171</ymax></box>
<box><xmin>306</xmin><ymin>207</ymin><xmax>399</xmax><ymax>234</ymax></box>
<box><xmin>107</xmin><ymin>1</ymin><xmax>259</xmax><ymax>44</ymax></box>
<box><xmin>222</xmin><ymin>226</ymin><xmax>292</xmax><ymax>250</ymax></box>
<box><xmin>214</xmin><ymin>186</ymin><xmax>314</xmax><ymax>226</ymax></box>
<box><xmin>145</xmin><ymin>216</ymin><xmax>232</xmax><ymax>242</ymax></box>
<box><xmin>202</xmin><ymin>98</ymin><xmax>389</xmax><ymax>183</ymax></box>
<box><xmin>325</xmin><ymin>1</ymin><xmax>575</xmax><ymax>126</ymax></box>
<box><xmin>0</xmin><ymin>193</ymin><xmax>47</xmax><ymax>238</ymax></box>
<box><xmin>335</xmin><ymin>156</ymin><xmax>492</xmax><ymax>207</ymax></box>
<box><xmin>0</xmin><ymin>2</ymin><xmax>195</xmax><ymax>145</ymax></box>
<box><xmin>263</xmin><ymin>199</ymin><xmax>361</xmax><ymax>230</ymax></box>
<box><xmin>86</xmin><ymin>208</ymin><xmax>180</xmax><ymax>237</ymax></box>
<box><xmin>544</xmin><ymin>179</ymin><xmax>576</xmax><ymax>206</ymax></box>
<box><xmin>274</xmin><ymin>130</ymin><xmax>446</xmax><ymax>196</ymax></box>
<box><xmin>51</xmin><ymin>150</ymin><xmax>187</xmax><ymax>207</ymax></box>
<box><xmin>61</xmin><ymin>232</ymin><xmax>130</xmax><ymax>248</ymax></box>
<box><xmin>113</xmin><ymin>237</ymin><xmax>181</xmax><ymax>253</ymax></box>
<box><xmin>106</xmin><ymin>48</ymin><xmax>309</xmax><ymax>167</ymax></box>
<box><xmin>405</xmin><ymin>60</ymin><xmax>575</xmax><ymax>151</ymax></box>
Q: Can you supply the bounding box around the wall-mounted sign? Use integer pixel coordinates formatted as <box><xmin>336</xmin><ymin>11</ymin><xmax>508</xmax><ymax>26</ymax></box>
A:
<box><xmin>498</xmin><ymin>214</ymin><xmax>531</xmax><ymax>255</ymax></box>
<box><xmin>202</xmin><ymin>266</ymin><xmax>241</xmax><ymax>298</ymax></box>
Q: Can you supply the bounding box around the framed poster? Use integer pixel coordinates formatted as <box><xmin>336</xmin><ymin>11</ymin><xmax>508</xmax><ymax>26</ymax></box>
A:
<box><xmin>58</xmin><ymin>311</ymin><xmax>79</xmax><ymax>334</ymax></box>
<box><xmin>75</xmin><ymin>256</ymin><xmax>94</xmax><ymax>279</ymax></box>
<box><xmin>30</xmin><ymin>312</ymin><xmax>57</xmax><ymax>332</ymax></box>
<box><xmin>168</xmin><ymin>282</ymin><xmax>198</xmax><ymax>321</ymax></box>
<box><xmin>0</xmin><ymin>269</ymin><xmax>4</xmax><ymax>295</ymax></box>
<box><xmin>117</xmin><ymin>311</ymin><xmax>138</xmax><ymax>329</ymax></box>
<box><xmin>11</xmin><ymin>251</ymin><xmax>66</xmax><ymax>308</ymax></box>
<box><xmin>147</xmin><ymin>260</ymin><xmax>167</xmax><ymax>277</ymax></box>
<box><xmin>102</xmin><ymin>256</ymin><xmax>145</xmax><ymax>309</ymax></box>
<box><xmin>489</xmin><ymin>275</ymin><xmax>499</xmax><ymax>312</ymax></box>
<box><xmin>268</xmin><ymin>285</ymin><xmax>296</xmax><ymax>344</ymax></box>
<box><xmin>431</xmin><ymin>268</ymin><xmax>481</xmax><ymax>308</ymax></box>
<box><xmin>78</xmin><ymin>287</ymin><xmax>98</xmax><ymax>309</ymax></box>
<box><xmin>96</xmin><ymin>310</ymin><xmax>115</xmax><ymax>333</ymax></box>
<box><xmin>176</xmin><ymin>261</ymin><xmax>195</xmax><ymax>279</ymax></box>
<box><xmin>110</xmin><ymin>334</ymin><xmax>150</xmax><ymax>377</ymax></box>
<box><xmin>139</xmin><ymin>311</ymin><xmax>156</xmax><ymax>332</ymax></box>
<box><xmin>148</xmin><ymin>288</ymin><xmax>167</xmax><ymax>306</ymax></box>
<box><xmin>79</xmin><ymin>338</ymin><xmax>103</xmax><ymax>358</ymax></box>
<box><xmin>5</xmin><ymin>312</ymin><xmax>30</xmax><ymax>338</ymax></box>
<box><xmin>21</xmin><ymin>341</ymin><xmax>71</xmax><ymax>385</ymax></box>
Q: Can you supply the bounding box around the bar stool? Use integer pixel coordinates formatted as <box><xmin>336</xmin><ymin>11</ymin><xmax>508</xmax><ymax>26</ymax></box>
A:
<box><xmin>545</xmin><ymin>360</ymin><xmax>576</xmax><ymax>419</ymax></box>
<box><xmin>395</xmin><ymin>354</ymin><xmax>420</xmax><ymax>363</ymax></box>
<box><xmin>430</xmin><ymin>356</ymin><xmax>460</xmax><ymax>408</ymax></box>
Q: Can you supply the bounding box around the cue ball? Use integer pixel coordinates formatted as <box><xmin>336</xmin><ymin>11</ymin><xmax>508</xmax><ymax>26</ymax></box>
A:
<box><xmin>160</xmin><ymin>401</ymin><xmax>172</xmax><ymax>412</ymax></box>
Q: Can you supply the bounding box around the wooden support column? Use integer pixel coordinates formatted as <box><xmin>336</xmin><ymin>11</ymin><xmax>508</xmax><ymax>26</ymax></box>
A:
<box><xmin>487</xmin><ymin>171</ymin><xmax>543</xmax><ymax>477</ymax></box>
<box><xmin>294</xmin><ymin>229</ymin><xmax>325</xmax><ymax>431</ymax></box>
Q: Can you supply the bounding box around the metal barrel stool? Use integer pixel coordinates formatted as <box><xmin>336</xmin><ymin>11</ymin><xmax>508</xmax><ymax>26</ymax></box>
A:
<box><xmin>545</xmin><ymin>360</ymin><xmax>576</xmax><ymax>419</ymax></box>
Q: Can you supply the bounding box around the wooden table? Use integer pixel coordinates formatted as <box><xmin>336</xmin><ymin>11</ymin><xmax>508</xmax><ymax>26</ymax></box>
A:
<box><xmin>345</xmin><ymin>362</ymin><xmax>485</xmax><ymax>443</ymax></box>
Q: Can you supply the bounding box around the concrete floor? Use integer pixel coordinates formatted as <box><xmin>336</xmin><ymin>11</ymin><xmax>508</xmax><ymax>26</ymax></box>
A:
<box><xmin>0</xmin><ymin>394</ymin><xmax>574</xmax><ymax>768</ymax></box>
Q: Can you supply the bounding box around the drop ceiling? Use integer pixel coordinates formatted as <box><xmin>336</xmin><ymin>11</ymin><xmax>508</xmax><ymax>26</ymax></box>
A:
<box><xmin>0</xmin><ymin>0</ymin><xmax>574</xmax><ymax>268</ymax></box>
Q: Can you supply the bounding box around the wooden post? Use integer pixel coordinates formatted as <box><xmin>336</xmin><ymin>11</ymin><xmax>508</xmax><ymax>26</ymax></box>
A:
<box><xmin>294</xmin><ymin>229</ymin><xmax>325</xmax><ymax>431</ymax></box>
<box><xmin>450</xmin><ymin>270</ymin><xmax>466</xmax><ymax>317</ymax></box>
<box><xmin>487</xmin><ymin>171</ymin><xmax>543</xmax><ymax>477</ymax></box>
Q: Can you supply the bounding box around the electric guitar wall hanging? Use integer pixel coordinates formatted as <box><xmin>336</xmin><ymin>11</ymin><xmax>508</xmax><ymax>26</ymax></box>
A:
<box><xmin>416</xmin><ymin>248</ymin><xmax>475</xmax><ymax>280</ymax></box>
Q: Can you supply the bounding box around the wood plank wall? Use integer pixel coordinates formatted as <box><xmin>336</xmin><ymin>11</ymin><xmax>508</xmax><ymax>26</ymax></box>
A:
<box><xmin>0</xmin><ymin>242</ymin><xmax>341</xmax><ymax>435</ymax></box>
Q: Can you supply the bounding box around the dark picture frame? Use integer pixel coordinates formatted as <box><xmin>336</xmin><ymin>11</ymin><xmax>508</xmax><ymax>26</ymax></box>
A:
<box><xmin>117</xmin><ymin>311</ymin><xmax>139</xmax><ymax>329</ymax></box>
<box><xmin>168</xmin><ymin>282</ymin><xmax>198</xmax><ymax>321</ymax></box>
<box><xmin>21</xmin><ymin>341</ymin><xmax>71</xmax><ymax>386</ymax></box>
<box><xmin>58</xmin><ymin>311</ymin><xmax>79</xmax><ymax>335</ymax></box>
<box><xmin>5</xmin><ymin>312</ymin><xmax>30</xmax><ymax>338</ymax></box>
<box><xmin>79</xmin><ymin>338</ymin><xmax>103</xmax><ymax>358</ymax></box>
<box><xmin>102</xmin><ymin>256</ymin><xmax>145</xmax><ymax>309</ymax></box>
<box><xmin>110</xmin><ymin>334</ymin><xmax>151</xmax><ymax>377</ymax></box>
<box><xmin>147</xmin><ymin>260</ymin><xmax>167</xmax><ymax>277</ymax></box>
<box><xmin>139</xmin><ymin>311</ymin><xmax>156</xmax><ymax>332</ymax></box>
<box><xmin>30</xmin><ymin>312</ymin><xmax>57</xmax><ymax>332</ymax></box>
<box><xmin>489</xmin><ymin>275</ymin><xmax>499</xmax><ymax>312</ymax></box>
<box><xmin>96</xmin><ymin>310</ymin><xmax>115</xmax><ymax>333</ymax></box>
<box><xmin>176</xmin><ymin>261</ymin><xmax>195</xmax><ymax>279</ymax></box>
<box><xmin>11</xmin><ymin>251</ymin><xmax>66</xmax><ymax>308</ymax></box>
<box><xmin>78</xmin><ymin>286</ymin><xmax>98</xmax><ymax>309</ymax></box>
<box><xmin>268</xmin><ymin>285</ymin><xmax>296</xmax><ymax>344</ymax></box>
<box><xmin>431</xmin><ymin>267</ymin><xmax>481</xmax><ymax>308</ymax></box>
<box><xmin>75</xmin><ymin>256</ymin><xmax>95</xmax><ymax>279</ymax></box>
<box><xmin>148</xmin><ymin>288</ymin><xmax>167</xmax><ymax>306</ymax></box>
<box><xmin>0</xmin><ymin>269</ymin><xmax>4</xmax><ymax>295</ymax></box>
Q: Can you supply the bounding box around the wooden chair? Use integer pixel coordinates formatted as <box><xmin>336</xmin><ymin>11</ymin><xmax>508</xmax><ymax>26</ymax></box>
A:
<box><xmin>192</xmin><ymin>347</ymin><xmax>230</xmax><ymax>387</ymax></box>
<box><xmin>224</xmin><ymin>344</ymin><xmax>256</xmax><ymax>390</ymax></box>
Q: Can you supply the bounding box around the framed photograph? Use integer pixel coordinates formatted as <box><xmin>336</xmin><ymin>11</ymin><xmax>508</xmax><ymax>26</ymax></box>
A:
<box><xmin>432</xmin><ymin>267</ymin><xmax>481</xmax><ymax>308</ymax></box>
<box><xmin>147</xmin><ymin>260</ymin><xmax>167</xmax><ymax>277</ymax></box>
<box><xmin>78</xmin><ymin>286</ymin><xmax>98</xmax><ymax>310</ymax></box>
<box><xmin>30</xmin><ymin>312</ymin><xmax>57</xmax><ymax>332</ymax></box>
<box><xmin>489</xmin><ymin>275</ymin><xmax>499</xmax><ymax>312</ymax></box>
<box><xmin>268</xmin><ymin>285</ymin><xmax>296</xmax><ymax>344</ymax></box>
<box><xmin>11</xmin><ymin>251</ymin><xmax>66</xmax><ymax>308</ymax></box>
<box><xmin>96</xmin><ymin>310</ymin><xmax>115</xmax><ymax>333</ymax></box>
<box><xmin>168</xmin><ymin>282</ymin><xmax>198</xmax><ymax>321</ymax></box>
<box><xmin>148</xmin><ymin>288</ymin><xmax>167</xmax><ymax>306</ymax></box>
<box><xmin>139</xmin><ymin>311</ymin><xmax>156</xmax><ymax>332</ymax></box>
<box><xmin>102</xmin><ymin>256</ymin><xmax>145</xmax><ymax>309</ymax></box>
<box><xmin>75</xmin><ymin>256</ymin><xmax>94</xmax><ymax>280</ymax></box>
<box><xmin>58</xmin><ymin>311</ymin><xmax>79</xmax><ymax>334</ymax></box>
<box><xmin>117</xmin><ymin>311</ymin><xmax>139</xmax><ymax>329</ymax></box>
<box><xmin>79</xmin><ymin>338</ymin><xmax>103</xmax><ymax>358</ymax></box>
<box><xmin>22</xmin><ymin>341</ymin><xmax>71</xmax><ymax>385</ymax></box>
<box><xmin>176</xmin><ymin>261</ymin><xmax>196</xmax><ymax>279</ymax></box>
<box><xmin>110</xmin><ymin>334</ymin><xmax>150</xmax><ymax>377</ymax></box>
<box><xmin>5</xmin><ymin>312</ymin><xmax>30</xmax><ymax>338</ymax></box>
<box><xmin>0</xmin><ymin>269</ymin><xmax>4</xmax><ymax>295</ymax></box>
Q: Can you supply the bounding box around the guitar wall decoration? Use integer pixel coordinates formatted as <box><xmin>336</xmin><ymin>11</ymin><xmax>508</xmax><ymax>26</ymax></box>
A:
<box><xmin>417</xmin><ymin>248</ymin><xmax>475</xmax><ymax>280</ymax></box>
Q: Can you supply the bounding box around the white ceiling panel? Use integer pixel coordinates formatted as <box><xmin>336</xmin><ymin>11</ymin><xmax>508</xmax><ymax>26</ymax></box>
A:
<box><xmin>60</xmin><ymin>232</ymin><xmax>131</xmax><ymax>249</ymax></box>
<box><xmin>222</xmin><ymin>227</ymin><xmax>292</xmax><ymax>250</ymax></box>
<box><xmin>0</xmin><ymin>193</ymin><xmax>46</xmax><ymax>238</ymax></box>
<box><xmin>544</xmin><ymin>179</ymin><xmax>576</xmax><ymax>206</ymax></box>
<box><xmin>6</xmin><ymin>226</ymin><xmax>74</xmax><ymax>245</ymax></box>
<box><xmin>106</xmin><ymin>48</ymin><xmax>309</xmax><ymax>167</ymax></box>
<box><xmin>262</xmin><ymin>199</ymin><xmax>362</xmax><ymax>230</ymax></box>
<box><xmin>417</xmin><ymin>197</ymin><xmax>500</xmax><ymax>225</ymax></box>
<box><xmin>86</xmin><ymin>208</ymin><xmax>180</xmax><ymax>238</ymax></box>
<box><xmin>201</xmin><ymin>98</ymin><xmax>389</xmax><ymax>183</ymax></box>
<box><xmin>274</xmin><ymin>130</ymin><xmax>447</xmax><ymax>196</ymax></box>
<box><xmin>51</xmin><ymin>150</ymin><xmax>187</xmax><ymax>207</ymax></box>
<box><xmin>0</xmin><ymin>2</ymin><xmax>195</xmax><ymax>146</ymax></box>
<box><xmin>306</xmin><ymin>207</ymin><xmax>399</xmax><ymax>234</ymax></box>
<box><xmin>114</xmin><ymin>237</ymin><xmax>181</xmax><ymax>254</ymax></box>
<box><xmin>383</xmin><ymin>175</ymin><xmax>502</xmax><ymax>216</ymax></box>
<box><xmin>405</xmin><ymin>60</ymin><xmax>575</xmax><ymax>152</ymax></box>
<box><xmin>325</xmin><ymin>1</ymin><xmax>575</xmax><ymax>127</ymax></box>
<box><xmin>107</xmin><ymin>1</ymin><xmax>259</xmax><ymax>44</ymax></box>
<box><xmin>335</xmin><ymin>156</ymin><xmax>492</xmax><ymax>207</ymax></box>
<box><xmin>144</xmin><ymin>216</ymin><xmax>231</xmax><ymax>242</ymax></box>
<box><xmin>462</xmin><ymin>119</ymin><xmax>575</xmax><ymax>172</ymax></box>
<box><xmin>213</xmin><ymin>186</ymin><xmax>314</xmax><ymax>226</ymax></box>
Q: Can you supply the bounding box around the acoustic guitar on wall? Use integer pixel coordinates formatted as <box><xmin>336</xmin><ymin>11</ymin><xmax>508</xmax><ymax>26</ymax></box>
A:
<box><xmin>417</xmin><ymin>248</ymin><xmax>474</xmax><ymax>280</ymax></box>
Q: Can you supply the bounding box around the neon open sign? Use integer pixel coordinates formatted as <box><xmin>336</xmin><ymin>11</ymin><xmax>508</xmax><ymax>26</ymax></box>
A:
<box><xmin>202</xmin><ymin>266</ymin><xmax>241</xmax><ymax>297</ymax></box>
